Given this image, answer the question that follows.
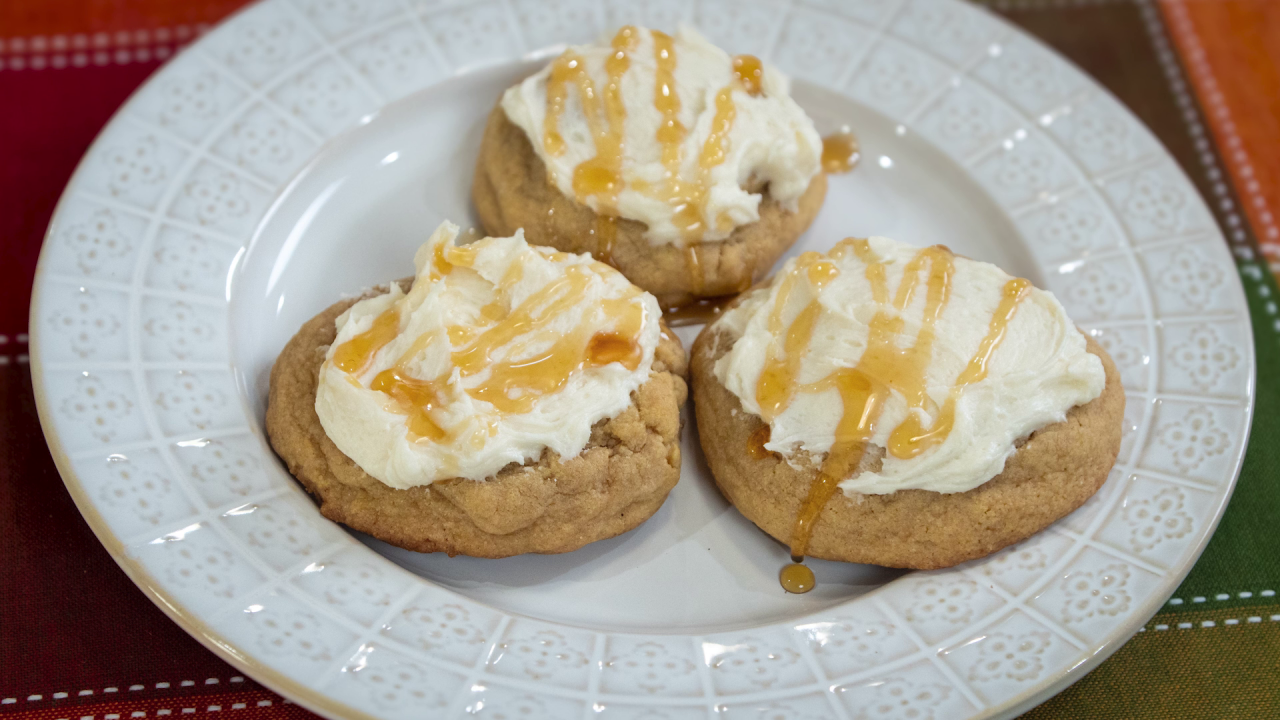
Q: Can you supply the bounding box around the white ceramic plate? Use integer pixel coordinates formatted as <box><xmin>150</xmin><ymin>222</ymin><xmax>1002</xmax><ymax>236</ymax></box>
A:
<box><xmin>31</xmin><ymin>0</ymin><xmax>1255</xmax><ymax>718</ymax></box>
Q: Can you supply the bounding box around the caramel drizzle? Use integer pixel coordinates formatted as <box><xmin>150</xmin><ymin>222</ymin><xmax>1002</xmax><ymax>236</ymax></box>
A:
<box><xmin>685</xmin><ymin>246</ymin><xmax>705</xmax><ymax>293</ymax></box>
<box><xmin>542</xmin><ymin>54</ymin><xmax>579</xmax><ymax>158</ymax></box>
<box><xmin>332</xmin><ymin>308</ymin><xmax>400</xmax><ymax>376</ymax></box>
<box><xmin>650</xmin><ymin>42</ymin><xmax>757</xmax><ymax>248</ymax></box>
<box><xmin>330</xmin><ymin>249</ymin><xmax>647</xmax><ymax>447</ymax></box>
<box><xmin>332</xmin><ymin>241</ymin><xmax>482</xmax><ymax>379</ymax></box>
<box><xmin>890</xmin><ymin>277</ymin><xmax>1031</xmax><ymax>458</ymax></box>
<box><xmin>543</xmin><ymin>28</ymin><xmax>638</xmax><ymax>264</ymax></box>
<box><xmin>652</xmin><ymin>30</ymin><xmax>685</xmax><ymax>174</ymax></box>
<box><xmin>755</xmin><ymin>252</ymin><xmax>841</xmax><ymax>421</ymax></box>
<box><xmin>746</xmin><ymin>425</ymin><xmax>776</xmax><ymax>460</ymax></box>
<box><xmin>539</xmin><ymin>29</ymin><xmax>767</xmax><ymax>251</ymax></box>
<box><xmin>760</xmin><ymin>240</ymin><xmax>1031</xmax><ymax>592</ymax></box>
<box><xmin>820</xmin><ymin>130</ymin><xmax>859</xmax><ymax>174</ymax></box>
<box><xmin>594</xmin><ymin>214</ymin><xmax>619</xmax><ymax>267</ymax></box>
<box><xmin>570</xmin><ymin>26</ymin><xmax>637</xmax><ymax>215</ymax></box>
<box><xmin>732</xmin><ymin>54</ymin><xmax>764</xmax><ymax>96</ymax></box>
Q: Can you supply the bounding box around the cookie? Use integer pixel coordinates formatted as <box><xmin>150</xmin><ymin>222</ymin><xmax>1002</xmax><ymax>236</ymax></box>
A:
<box><xmin>266</xmin><ymin>281</ymin><xmax>689</xmax><ymax>558</ymax></box>
<box><xmin>690</xmin><ymin>319</ymin><xmax>1124</xmax><ymax>570</ymax></box>
<box><xmin>472</xmin><ymin>105</ymin><xmax>828</xmax><ymax>308</ymax></box>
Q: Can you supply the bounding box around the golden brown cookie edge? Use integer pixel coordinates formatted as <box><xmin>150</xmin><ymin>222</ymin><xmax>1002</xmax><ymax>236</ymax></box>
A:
<box><xmin>472</xmin><ymin>104</ymin><xmax>828</xmax><ymax>307</ymax></box>
<box><xmin>265</xmin><ymin>283</ymin><xmax>689</xmax><ymax>558</ymax></box>
<box><xmin>689</xmin><ymin>320</ymin><xmax>1124</xmax><ymax>570</ymax></box>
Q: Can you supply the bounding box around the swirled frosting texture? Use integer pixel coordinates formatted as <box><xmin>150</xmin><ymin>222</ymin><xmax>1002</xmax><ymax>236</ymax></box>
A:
<box><xmin>501</xmin><ymin>25</ymin><xmax>822</xmax><ymax>247</ymax></box>
<box><xmin>315</xmin><ymin>221</ymin><xmax>661</xmax><ymax>488</ymax></box>
<box><xmin>713</xmin><ymin>236</ymin><xmax>1106</xmax><ymax>495</ymax></box>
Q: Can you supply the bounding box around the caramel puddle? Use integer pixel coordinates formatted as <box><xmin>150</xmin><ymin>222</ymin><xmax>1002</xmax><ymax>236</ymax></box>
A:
<box><xmin>821</xmin><ymin>129</ymin><xmax>860</xmax><ymax>174</ymax></box>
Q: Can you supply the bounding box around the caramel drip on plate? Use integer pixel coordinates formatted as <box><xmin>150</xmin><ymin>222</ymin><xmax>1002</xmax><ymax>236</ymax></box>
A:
<box><xmin>820</xmin><ymin>130</ymin><xmax>859</xmax><ymax>174</ymax></box>
<box><xmin>767</xmin><ymin>240</ymin><xmax>1031</xmax><ymax>593</ymax></box>
<box><xmin>329</xmin><ymin>249</ymin><xmax>647</xmax><ymax>446</ymax></box>
<box><xmin>779</xmin><ymin>563</ymin><xmax>815</xmax><ymax>594</ymax></box>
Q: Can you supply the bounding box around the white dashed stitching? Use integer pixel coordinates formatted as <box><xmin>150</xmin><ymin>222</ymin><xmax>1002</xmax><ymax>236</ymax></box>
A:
<box><xmin>1166</xmin><ymin>589</ymin><xmax>1276</xmax><ymax>606</ymax></box>
<box><xmin>1160</xmin><ymin>0</ymin><xmax>1280</xmax><ymax>271</ymax></box>
<box><xmin>12</xmin><ymin>679</ymin><xmax>252</xmax><ymax>706</ymax></box>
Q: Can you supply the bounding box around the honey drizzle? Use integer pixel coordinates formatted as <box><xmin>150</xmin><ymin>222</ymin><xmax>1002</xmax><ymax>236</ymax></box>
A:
<box><xmin>329</xmin><ymin>247</ymin><xmax>648</xmax><ymax>446</ymax></box>
<box><xmin>769</xmin><ymin>240</ymin><xmax>1032</xmax><ymax>593</ymax></box>
<box><xmin>452</xmin><ymin>266</ymin><xmax>646</xmax><ymax>416</ymax></box>
<box><xmin>698</xmin><ymin>86</ymin><xmax>739</xmax><ymax>178</ymax></box>
<box><xmin>820</xmin><ymin>130</ymin><xmax>859</xmax><ymax>174</ymax></box>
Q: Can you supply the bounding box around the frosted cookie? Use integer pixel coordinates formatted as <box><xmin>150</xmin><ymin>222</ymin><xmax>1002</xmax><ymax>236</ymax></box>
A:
<box><xmin>689</xmin><ymin>237</ymin><xmax>1123</xmax><ymax>584</ymax></box>
<box><xmin>266</xmin><ymin>221</ymin><xmax>688</xmax><ymax>558</ymax></box>
<box><xmin>473</xmin><ymin>25</ymin><xmax>836</xmax><ymax>308</ymax></box>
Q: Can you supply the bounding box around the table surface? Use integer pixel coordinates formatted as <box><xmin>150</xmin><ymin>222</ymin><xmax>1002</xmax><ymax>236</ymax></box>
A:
<box><xmin>1</xmin><ymin>0</ymin><xmax>1277</xmax><ymax>718</ymax></box>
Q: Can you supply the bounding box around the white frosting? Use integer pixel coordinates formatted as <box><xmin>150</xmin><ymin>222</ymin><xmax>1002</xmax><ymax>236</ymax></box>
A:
<box><xmin>501</xmin><ymin>26</ymin><xmax>822</xmax><ymax>247</ymax></box>
<box><xmin>315</xmin><ymin>221</ymin><xmax>661</xmax><ymax>488</ymax></box>
<box><xmin>713</xmin><ymin>236</ymin><xmax>1106</xmax><ymax>495</ymax></box>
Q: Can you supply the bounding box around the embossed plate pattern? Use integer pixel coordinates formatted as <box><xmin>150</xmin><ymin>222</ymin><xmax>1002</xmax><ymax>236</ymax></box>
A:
<box><xmin>30</xmin><ymin>0</ymin><xmax>1254</xmax><ymax>719</ymax></box>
